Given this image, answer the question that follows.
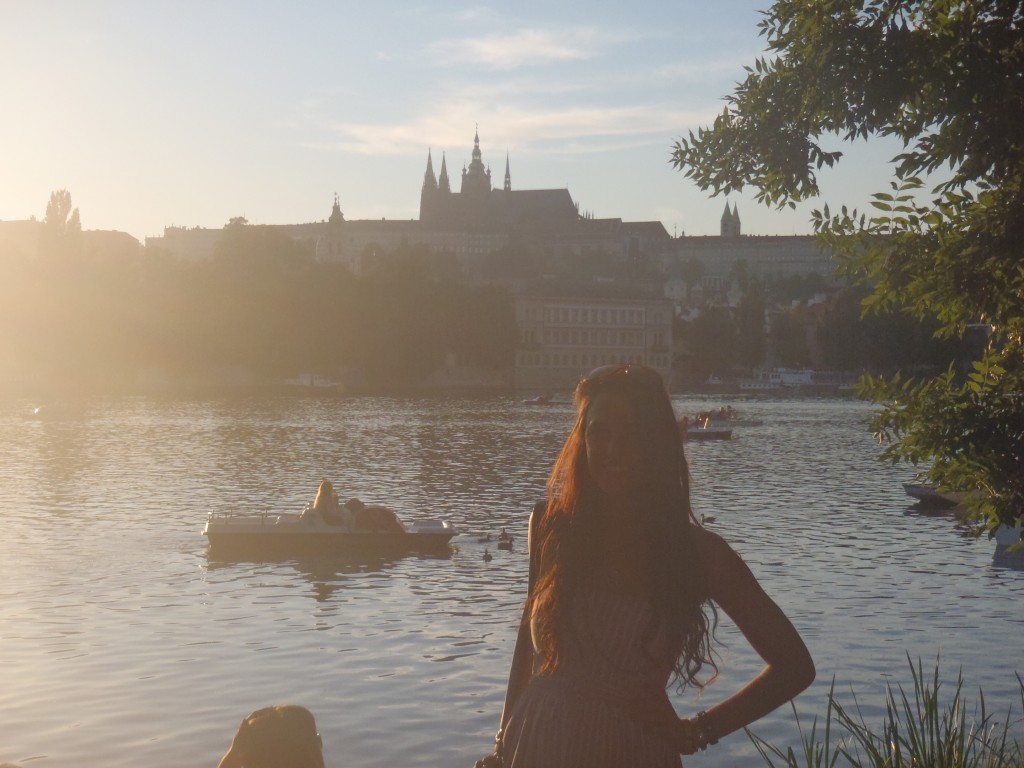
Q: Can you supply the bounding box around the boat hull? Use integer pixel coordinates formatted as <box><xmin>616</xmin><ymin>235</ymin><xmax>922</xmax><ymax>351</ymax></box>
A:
<box><xmin>204</xmin><ymin>513</ymin><xmax>457</xmax><ymax>555</ymax></box>
<box><xmin>684</xmin><ymin>427</ymin><xmax>733</xmax><ymax>441</ymax></box>
<box><xmin>902</xmin><ymin>483</ymin><xmax>965</xmax><ymax>509</ymax></box>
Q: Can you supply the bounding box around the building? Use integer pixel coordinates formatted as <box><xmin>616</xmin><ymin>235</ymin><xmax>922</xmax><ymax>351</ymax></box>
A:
<box><xmin>144</xmin><ymin>129</ymin><xmax>672</xmax><ymax>277</ymax></box>
<box><xmin>513</xmin><ymin>293</ymin><xmax>673</xmax><ymax>390</ymax></box>
<box><xmin>661</xmin><ymin>202</ymin><xmax>839</xmax><ymax>299</ymax></box>
<box><xmin>140</xmin><ymin>129</ymin><xmax>842</xmax><ymax>390</ymax></box>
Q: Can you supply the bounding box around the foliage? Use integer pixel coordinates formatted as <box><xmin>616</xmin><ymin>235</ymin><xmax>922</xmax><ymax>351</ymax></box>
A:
<box><xmin>771</xmin><ymin>306</ymin><xmax>811</xmax><ymax>368</ymax></box>
<box><xmin>818</xmin><ymin>284</ymin><xmax>959</xmax><ymax>374</ymax></box>
<box><xmin>669</xmin><ymin>0</ymin><xmax>1024</xmax><ymax>529</ymax></box>
<box><xmin>40</xmin><ymin>188</ymin><xmax>81</xmax><ymax>258</ymax></box>
<box><xmin>687</xmin><ymin>305</ymin><xmax>738</xmax><ymax>378</ymax></box>
<box><xmin>3</xmin><ymin>194</ymin><xmax>518</xmax><ymax>392</ymax></box>
<box><xmin>736</xmin><ymin>281</ymin><xmax>767</xmax><ymax>369</ymax></box>
<box><xmin>748</xmin><ymin>657</ymin><xmax>1024</xmax><ymax>768</ymax></box>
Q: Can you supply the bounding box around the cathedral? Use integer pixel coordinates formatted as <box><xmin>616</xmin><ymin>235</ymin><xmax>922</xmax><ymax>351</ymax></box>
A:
<box><xmin>418</xmin><ymin>128</ymin><xmax>581</xmax><ymax>232</ymax></box>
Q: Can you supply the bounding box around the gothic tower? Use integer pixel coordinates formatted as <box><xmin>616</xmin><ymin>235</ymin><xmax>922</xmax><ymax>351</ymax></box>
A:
<box><xmin>439</xmin><ymin>152</ymin><xmax>451</xmax><ymax>194</ymax></box>
<box><xmin>329</xmin><ymin>193</ymin><xmax>344</xmax><ymax>225</ymax></box>
<box><xmin>721</xmin><ymin>201</ymin><xmax>741</xmax><ymax>237</ymax></box>
<box><xmin>461</xmin><ymin>127</ymin><xmax>492</xmax><ymax>197</ymax></box>
<box><xmin>420</xmin><ymin>149</ymin><xmax>438</xmax><ymax>220</ymax></box>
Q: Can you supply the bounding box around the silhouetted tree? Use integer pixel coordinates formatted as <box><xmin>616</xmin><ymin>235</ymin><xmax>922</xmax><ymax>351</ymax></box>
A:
<box><xmin>735</xmin><ymin>282</ymin><xmax>766</xmax><ymax>369</ymax></box>
<box><xmin>671</xmin><ymin>0</ymin><xmax>1024</xmax><ymax>530</ymax></box>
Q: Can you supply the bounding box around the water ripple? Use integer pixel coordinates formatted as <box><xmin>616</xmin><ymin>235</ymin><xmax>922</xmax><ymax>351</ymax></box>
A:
<box><xmin>0</xmin><ymin>395</ymin><xmax>1020</xmax><ymax>768</ymax></box>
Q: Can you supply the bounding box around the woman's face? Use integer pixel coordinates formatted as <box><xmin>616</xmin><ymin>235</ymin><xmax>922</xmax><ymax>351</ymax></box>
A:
<box><xmin>584</xmin><ymin>390</ymin><xmax>647</xmax><ymax>504</ymax></box>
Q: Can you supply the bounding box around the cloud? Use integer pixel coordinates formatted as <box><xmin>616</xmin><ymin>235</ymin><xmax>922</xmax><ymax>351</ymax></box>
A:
<box><xmin>427</xmin><ymin>26</ymin><xmax>631</xmax><ymax>70</ymax></box>
<box><xmin>309</xmin><ymin>101</ymin><xmax>720</xmax><ymax>157</ymax></box>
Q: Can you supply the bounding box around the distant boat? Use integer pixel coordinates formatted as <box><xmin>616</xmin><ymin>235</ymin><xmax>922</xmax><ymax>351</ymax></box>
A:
<box><xmin>902</xmin><ymin>483</ymin><xmax>966</xmax><ymax>509</ymax></box>
<box><xmin>682</xmin><ymin>424</ymin><xmax>733</xmax><ymax>441</ymax></box>
<box><xmin>285</xmin><ymin>373</ymin><xmax>342</xmax><ymax>392</ymax></box>
<box><xmin>521</xmin><ymin>394</ymin><xmax>553</xmax><ymax>405</ymax></box>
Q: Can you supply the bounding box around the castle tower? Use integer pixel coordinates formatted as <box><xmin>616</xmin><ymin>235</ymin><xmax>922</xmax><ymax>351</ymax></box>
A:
<box><xmin>461</xmin><ymin>127</ymin><xmax>492</xmax><ymax>197</ymax></box>
<box><xmin>721</xmin><ymin>201</ymin><xmax>741</xmax><ymax>237</ymax></box>
<box><xmin>329</xmin><ymin>193</ymin><xmax>344</xmax><ymax>225</ymax></box>
<box><xmin>439</xmin><ymin>153</ymin><xmax>451</xmax><ymax>194</ymax></box>
<box><xmin>420</xmin><ymin>149</ymin><xmax>439</xmax><ymax>220</ymax></box>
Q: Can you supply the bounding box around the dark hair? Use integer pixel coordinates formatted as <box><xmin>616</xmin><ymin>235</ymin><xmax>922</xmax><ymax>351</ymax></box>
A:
<box><xmin>234</xmin><ymin>705</ymin><xmax>324</xmax><ymax>768</ymax></box>
<box><xmin>529</xmin><ymin>363</ymin><xmax>718</xmax><ymax>690</ymax></box>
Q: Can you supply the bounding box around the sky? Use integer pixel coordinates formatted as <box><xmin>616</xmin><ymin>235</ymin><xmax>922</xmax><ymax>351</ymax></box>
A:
<box><xmin>1</xmin><ymin>1</ymin><xmax>905</xmax><ymax>243</ymax></box>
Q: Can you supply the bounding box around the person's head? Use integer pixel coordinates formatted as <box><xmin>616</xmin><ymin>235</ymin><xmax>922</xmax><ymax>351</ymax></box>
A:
<box><xmin>573</xmin><ymin>363</ymin><xmax>686</xmax><ymax>510</ymax></box>
<box><xmin>314</xmin><ymin>480</ymin><xmax>334</xmax><ymax>505</ymax></box>
<box><xmin>532</xmin><ymin>363</ymin><xmax>716</xmax><ymax>688</ymax></box>
<box><xmin>219</xmin><ymin>705</ymin><xmax>324</xmax><ymax>768</ymax></box>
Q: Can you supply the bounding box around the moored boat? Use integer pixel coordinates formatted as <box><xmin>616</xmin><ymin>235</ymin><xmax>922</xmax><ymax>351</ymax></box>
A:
<box><xmin>684</xmin><ymin>424</ymin><xmax>733</xmax><ymax>441</ymax></box>
<box><xmin>902</xmin><ymin>483</ymin><xmax>966</xmax><ymax>509</ymax></box>
<box><xmin>203</xmin><ymin>504</ymin><xmax>457</xmax><ymax>555</ymax></box>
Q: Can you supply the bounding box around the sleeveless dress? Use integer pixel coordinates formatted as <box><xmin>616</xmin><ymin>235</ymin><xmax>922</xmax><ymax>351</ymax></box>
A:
<box><xmin>501</xmin><ymin>589</ymin><xmax>681</xmax><ymax>768</ymax></box>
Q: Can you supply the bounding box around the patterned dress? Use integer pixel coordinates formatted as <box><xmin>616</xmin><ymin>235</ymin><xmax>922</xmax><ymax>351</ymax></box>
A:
<box><xmin>501</xmin><ymin>589</ymin><xmax>681</xmax><ymax>768</ymax></box>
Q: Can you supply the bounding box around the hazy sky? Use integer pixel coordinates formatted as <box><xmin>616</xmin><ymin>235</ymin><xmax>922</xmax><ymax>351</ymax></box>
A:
<box><xmin>1</xmin><ymin>1</ymin><xmax>903</xmax><ymax>242</ymax></box>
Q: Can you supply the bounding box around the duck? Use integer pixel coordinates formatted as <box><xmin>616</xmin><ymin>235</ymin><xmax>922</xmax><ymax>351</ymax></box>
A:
<box><xmin>482</xmin><ymin>548</ymin><xmax>493</xmax><ymax>562</ymax></box>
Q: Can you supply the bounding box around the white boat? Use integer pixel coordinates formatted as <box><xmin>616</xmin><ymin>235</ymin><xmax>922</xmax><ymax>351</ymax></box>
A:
<box><xmin>683</xmin><ymin>424</ymin><xmax>733</xmax><ymax>441</ymax></box>
<box><xmin>738</xmin><ymin>368</ymin><xmax>815</xmax><ymax>391</ymax></box>
<box><xmin>204</xmin><ymin>503</ymin><xmax>457</xmax><ymax>555</ymax></box>
<box><xmin>285</xmin><ymin>373</ymin><xmax>343</xmax><ymax>391</ymax></box>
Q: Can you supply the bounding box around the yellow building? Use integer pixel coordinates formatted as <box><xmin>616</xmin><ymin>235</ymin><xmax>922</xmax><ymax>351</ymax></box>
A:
<box><xmin>514</xmin><ymin>293</ymin><xmax>673</xmax><ymax>391</ymax></box>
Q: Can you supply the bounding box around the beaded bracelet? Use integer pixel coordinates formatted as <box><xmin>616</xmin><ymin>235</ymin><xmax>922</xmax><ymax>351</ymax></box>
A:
<box><xmin>693</xmin><ymin>710</ymin><xmax>718</xmax><ymax>751</ymax></box>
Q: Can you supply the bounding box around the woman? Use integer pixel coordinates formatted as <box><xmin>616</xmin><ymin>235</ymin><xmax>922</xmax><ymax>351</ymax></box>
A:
<box><xmin>217</xmin><ymin>704</ymin><xmax>324</xmax><ymax>768</ymax></box>
<box><xmin>480</xmin><ymin>364</ymin><xmax>814</xmax><ymax>767</ymax></box>
<box><xmin>313</xmin><ymin>479</ymin><xmax>346</xmax><ymax>525</ymax></box>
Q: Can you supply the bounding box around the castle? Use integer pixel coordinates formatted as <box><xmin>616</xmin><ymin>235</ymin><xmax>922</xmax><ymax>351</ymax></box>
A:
<box><xmin>139</xmin><ymin>129</ymin><xmax>839</xmax><ymax>388</ymax></box>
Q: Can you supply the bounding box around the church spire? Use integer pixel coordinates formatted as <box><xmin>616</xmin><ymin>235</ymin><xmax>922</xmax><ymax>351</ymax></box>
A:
<box><xmin>329</xmin><ymin>192</ymin><xmax>344</xmax><ymax>225</ymax></box>
<box><xmin>422</xmin><ymin>149</ymin><xmax>438</xmax><ymax>192</ymax></box>
<box><xmin>720</xmin><ymin>200</ymin><xmax>742</xmax><ymax>236</ymax></box>
<box><xmin>461</xmin><ymin>125</ymin><xmax>492</xmax><ymax>196</ymax></box>
<box><xmin>504</xmin><ymin>152</ymin><xmax>511</xmax><ymax>191</ymax></box>
<box><xmin>439</xmin><ymin>152</ymin><xmax>451</xmax><ymax>193</ymax></box>
<box><xmin>420</xmin><ymin>149</ymin><xmax>439</xmax><ymax>222</ymax></box>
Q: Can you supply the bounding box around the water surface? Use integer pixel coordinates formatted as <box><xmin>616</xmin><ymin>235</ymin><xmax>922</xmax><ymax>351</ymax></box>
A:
<box><xmin>1</xmin><ymin>395</ymin><xmax>1021</xmax><ymax>766</ymax></box>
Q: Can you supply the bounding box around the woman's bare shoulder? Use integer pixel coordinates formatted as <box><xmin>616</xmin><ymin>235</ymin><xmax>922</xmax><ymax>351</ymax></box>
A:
<box><xmin>691</xmin><ymin>525</ymin><xmax>756</xmax><ymax>593</ymax></box>
<box><xmin>691</xmin><ymin>524</ymin><xmax>734</xmax><ymax>561</ymax></box>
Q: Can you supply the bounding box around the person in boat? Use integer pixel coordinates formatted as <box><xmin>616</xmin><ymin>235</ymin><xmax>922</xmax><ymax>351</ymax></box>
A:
<box><xmin>477</xmin><ymin>363</ymin><xmax>814</xmax><ymax>768</ymax></box>
<box><xmin>349</xmin><ymin>499</ymin><xmax>405</xmax><ymax>534</ymax></box>
<box><xmin>313</xmin><ymin>479</ymin><xmax>349</xmax><ymax>526</ymax></box>
<box><xmin>217</xmin><ymin>704</ymin><xmax>324</xmax><ymax>768</ymax></box>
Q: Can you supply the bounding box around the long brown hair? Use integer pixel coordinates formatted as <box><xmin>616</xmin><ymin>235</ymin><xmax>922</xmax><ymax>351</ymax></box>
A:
<box><xmin>528</xmin><ymin>364</ymin><xmax>718</xmax><ymax>690</ymax></box>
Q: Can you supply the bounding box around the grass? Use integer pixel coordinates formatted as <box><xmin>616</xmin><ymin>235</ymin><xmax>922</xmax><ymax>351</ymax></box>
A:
<box><xmin>747</xmin><ymin>657</ymin><xmax>1024</xmax><ymax>768</ymax></box>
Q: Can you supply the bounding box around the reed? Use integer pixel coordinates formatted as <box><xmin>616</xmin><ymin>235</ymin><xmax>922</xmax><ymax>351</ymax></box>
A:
<box><xmin>748</xmin><ymin>657</ymin><xmax>1024</xmax><ymax>768</ymax></box>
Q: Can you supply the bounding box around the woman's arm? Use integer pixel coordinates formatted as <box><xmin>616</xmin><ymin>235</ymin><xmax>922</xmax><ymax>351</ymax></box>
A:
<box><xmin>678</xmin><ymin>528</ymin><xmax>815</xmax><ymax>751</ymax></box>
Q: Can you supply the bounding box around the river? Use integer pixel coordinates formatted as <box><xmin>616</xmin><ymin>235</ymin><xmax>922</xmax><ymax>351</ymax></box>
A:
<box><xmin>1</xmin><ymin>394</ymin><xmax>1021</xmax><ymax>767</ymax></box>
